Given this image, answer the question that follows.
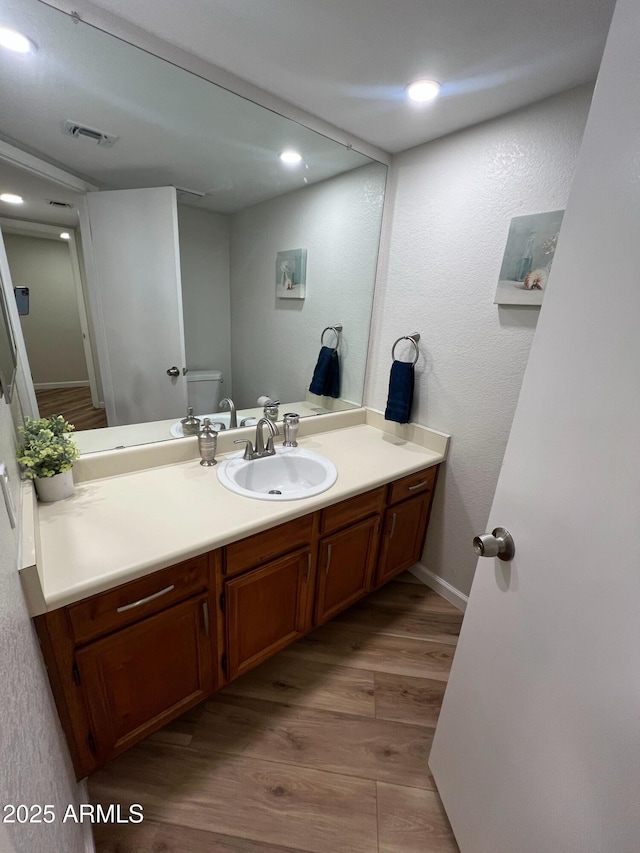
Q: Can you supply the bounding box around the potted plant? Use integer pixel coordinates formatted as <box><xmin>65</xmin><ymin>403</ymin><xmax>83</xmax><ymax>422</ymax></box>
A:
<box><xmin>16</xmin><ymin>415</ymin><xmax>80</xmax><ymax>502</ymax></box>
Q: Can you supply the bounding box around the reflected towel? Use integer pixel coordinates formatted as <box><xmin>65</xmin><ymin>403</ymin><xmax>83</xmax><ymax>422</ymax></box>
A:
<box><xmin>309</xmin><ymin>346</ymin><xmax>340</xmax><ymax>398</ymax></box>
<box><xmin>384</xmin><ymin>360</ymin><xmax>414</xmax><ymax>424</ymax></box>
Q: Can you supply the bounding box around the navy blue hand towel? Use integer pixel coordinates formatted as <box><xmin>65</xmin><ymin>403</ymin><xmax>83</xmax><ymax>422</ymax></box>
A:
<box><xmin>384</xmin><ymin>360</ymin><xmax>414</xmax><ymax>423</ymax></box>
<box><xmin>309</xmin><ymin>346</ymin><xmax>341</xmax><ymax>398</ymax></box>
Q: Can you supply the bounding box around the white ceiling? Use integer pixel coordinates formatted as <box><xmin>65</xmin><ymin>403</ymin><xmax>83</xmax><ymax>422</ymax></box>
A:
<box><xmin>0</xmin><ymin>0</ymin><xmax>617</xmax><ymax>223</ymax></box>
<box><xmin>79</xmin><ymin>0</ymin><xmax>617</xmax><ymax>153</ymax></box>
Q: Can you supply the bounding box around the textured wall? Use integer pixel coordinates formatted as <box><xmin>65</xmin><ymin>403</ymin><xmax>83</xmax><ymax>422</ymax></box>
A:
<box><xmin>366</xmin><ymin>85</ymin><xmax>593</xmax><ymax>597</ymax></box>
<box><xmin>4</xmin><ymin>235</ymin><xmax>88</xmax><ymax>387</ymax></box>
<box><xmin>0</xmin><ymin>392</ymin><xmax>87</xmax><ymax>851</ymax></box>
<box><xmin>178</xmin><ymin>205</ymin><xmax>232</xmax><ymax>392</ymax></box>
<box><xmin>229</xmin><ymin>163</ymin><xmax>386</xmax><ymax>409</ymax></box>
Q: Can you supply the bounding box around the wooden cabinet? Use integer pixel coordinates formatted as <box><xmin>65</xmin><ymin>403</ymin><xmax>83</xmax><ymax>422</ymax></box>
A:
<box><xmin>375</xmin><ymin>466</ymin><xmax>439</xmax><ymax>588</ymax></box>
<box><xmin>76</xmin><ymin>593</ymin><xmax>213</xmax><ymax>762</ymax></box>
<box><xmin>224</xmin><ymin>549</ymin><xmax>313</xmax><ymax>680</ymax></box>
<box><xmin>376</xmin><ymin>492</ymin><xmax>432</xmax><ymax>587</ymax></box>
<box><xmin>315</xmin><ymin>517</ymin><xmax>379</xmax><ymax>624</ymax></box>
<box><xmin>34</xmin><ymin>553</ymin><xmax>220</xmax><ymax>779</ymax></box>
<box><xmin>36</xmin><ymin>464</ymin><xmax>439</xmax><ymax>779</ymax></box>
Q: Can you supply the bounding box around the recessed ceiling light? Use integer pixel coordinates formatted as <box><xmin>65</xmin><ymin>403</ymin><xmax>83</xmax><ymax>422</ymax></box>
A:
<box><xmin>60</xmin><ymin>232</ymin><xmax>71</xmax><ymax>240</ymax></box>
<box><xmin>406</xmin><ymin>79</ymin><xmax>441</xmax><ymax>103</ymax></box>
<box><xmin>0</xmin><ymin>193</ymin><xmax>24</xmax><ymax>205</ymax></box>
<box><xmin>0</xmin><ymin>27</ymin><xmax>35</xmax><ymax>54</ymax></box>
<box><xmin>279</xmin><ymin>150</ymin><xmax>303</xmax><ymax>165</ymax></box>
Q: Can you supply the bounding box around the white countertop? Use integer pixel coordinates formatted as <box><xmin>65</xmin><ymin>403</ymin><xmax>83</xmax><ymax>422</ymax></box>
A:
<box><xmin>23</xmin><ymin>413</ymin><xmax>449</xmax><ymax>614</ymax></box>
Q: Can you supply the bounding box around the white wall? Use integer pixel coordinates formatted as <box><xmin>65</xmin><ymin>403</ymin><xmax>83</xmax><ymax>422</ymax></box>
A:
<box><xmin>229</xmin><ymin>163</ymin><xmax>386</xmax><ymax>409</ymax></box>
<box><xmin>3</xmin><ymin>235</ymin><xmax>88</xmax><ymax>387</ymax></box>
<box><xmin>366</xmin><ymin>84</ymin><xmax>593</xmax><ymax>597</ymax></box>
<box><xmin>0</xmin><ymin>375</ymin><xmax>86</xmax><ymax>850</ymax></box>
<box><xmin>178</xmin><ymin>205</ymin><xmax>232</xmax><ymax>393</ymax></box>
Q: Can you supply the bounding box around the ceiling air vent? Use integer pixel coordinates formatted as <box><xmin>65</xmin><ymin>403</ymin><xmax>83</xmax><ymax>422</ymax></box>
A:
<box><xmin>47</xmin><ymin>200</ymin><xmax>73</xmax><ymax>209</ymax></box>
<box><xmin>62</xmin><ymin>120</ymin><xmax>118</xmax><ymax>148</ymax></box>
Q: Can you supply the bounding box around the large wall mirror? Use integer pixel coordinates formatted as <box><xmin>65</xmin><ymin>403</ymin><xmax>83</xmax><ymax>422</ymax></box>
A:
<box><xmin>0</xmin><ymin>0</ymin><xmax>387</xmax><ymax>453</ymax></box>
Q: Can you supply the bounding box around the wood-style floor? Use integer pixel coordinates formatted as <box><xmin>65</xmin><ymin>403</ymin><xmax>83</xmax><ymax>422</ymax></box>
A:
<box><xmin>89</xmin><ymin>574</ymin><xmax>462</xmax><ymax>853</ymax></box>
<box><xmin>35</xmin><ymin>386</ymin><xmax>107</xmax><ymax>431</ymax></box>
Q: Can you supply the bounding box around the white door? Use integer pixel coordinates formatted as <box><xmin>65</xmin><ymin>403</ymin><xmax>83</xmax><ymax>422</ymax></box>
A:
<box><xmin>429</xmin><ymin>2</ymin><xmax>640</xmax><ymax>851</ymax></box>
<box><xmin>84</xmin><ymin>187</ymin><xmax>187</xmax><ymax>426</ymax></box>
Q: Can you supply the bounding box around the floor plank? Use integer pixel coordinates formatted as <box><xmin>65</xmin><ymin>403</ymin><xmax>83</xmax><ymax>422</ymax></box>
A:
<box><xmin>94</xmin><ymin>819</ymin><xmax>312</xmax><ymax>852</ymax></box>
<box><xmin>333</xmin><ymin>600</ymin><xmax>461</xmax><ymax>645</ymax></box>
<box><xmin>90</xmin><ymin>742</ymin><xmax>378</xmax><ymax>853</ymax></box>
<box><xmin>281</xmin><ymin>622</ymin><xmax>455</xmax><ymax>681</ymax></box>
<box><xmin>374</xmin><ymin>671</ymin><xmax>447</xmax><ymax>728</ymax></box>
<box><xmin>221</xmin><ymin>655</ymin><xmax>376</xmax><ymax>717</ymax></box>
<box><xmin>35</xmin><ymin>386</ymin><xmax>108</xmax><ymax>430</ymax></box>
<box><xmin>363</xmin><ymin>580</ymin><xmax>463</xmax><ymax>615</ymax></box>
<box><xmin>195</xmin><ymin>694</ymin><xmax>435</xmax><ymax>789</ymax></box>
<box><xmin>377</xmin><ymin>781</ymin><xmax>460</xmax><ymax>853</ymax></box>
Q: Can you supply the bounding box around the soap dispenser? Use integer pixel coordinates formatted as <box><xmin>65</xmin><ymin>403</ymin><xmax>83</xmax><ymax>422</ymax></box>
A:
<box><xmin>198</xmin><ymin>417</ymin><xmax>217</xmax><ymax>466</ymax></box>
<box><xmin>181</xmin><ymin>406</ymin><xmax>201</xmax><ymax>436</ymax></box>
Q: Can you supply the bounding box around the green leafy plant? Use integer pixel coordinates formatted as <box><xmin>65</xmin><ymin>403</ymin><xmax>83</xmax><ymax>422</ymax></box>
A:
<box><xmin>16</xmin><ymin>415</ymin><xmax>80</xmax><ymax>479</ymax></box>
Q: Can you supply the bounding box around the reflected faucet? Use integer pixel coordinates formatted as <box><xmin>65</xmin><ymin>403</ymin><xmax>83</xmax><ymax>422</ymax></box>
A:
<box><xmin>219</xmin><ymin>397</ymin><xmax>237</xmax><ymax>428</ymax></box>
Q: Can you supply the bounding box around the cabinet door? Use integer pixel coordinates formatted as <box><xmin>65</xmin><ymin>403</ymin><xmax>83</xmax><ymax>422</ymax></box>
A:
<box><xmin>76</xmin><ymin>593</ymin><xmax>213</xmax><ymax>763</ymax></box>
<box><xmin>376</xmin><ymin>492</ymin><xmax>431</xmax><ymax>587</ymax></box>
<box><xmin>225</xmin><ymin>550</ymin><xmax>312</xmax><ymax>681</ymax></box>
<box><xmin>315</xmin><ymin>516</ymin><xmax>379</xmax><ymax>625</ymax></box>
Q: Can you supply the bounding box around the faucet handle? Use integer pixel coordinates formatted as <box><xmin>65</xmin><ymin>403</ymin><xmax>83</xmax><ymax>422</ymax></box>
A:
<box><xmin>234</xmin><ymin>438</ymin><xmax>255</xmax><ymax>460</ymax></box>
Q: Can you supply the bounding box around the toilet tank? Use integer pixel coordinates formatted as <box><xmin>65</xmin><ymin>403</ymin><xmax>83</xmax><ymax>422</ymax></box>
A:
<box><xmin>186</xmin><ymin>370</ymin><xmax>223</xmax><ymax>414</ymax></box>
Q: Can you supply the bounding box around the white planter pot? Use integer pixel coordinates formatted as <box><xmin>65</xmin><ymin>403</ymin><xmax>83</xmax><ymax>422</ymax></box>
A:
<box><xmin>34</xmin><ymin>470</ymin><xmax>74</xmax><ymax>502</ymax></box>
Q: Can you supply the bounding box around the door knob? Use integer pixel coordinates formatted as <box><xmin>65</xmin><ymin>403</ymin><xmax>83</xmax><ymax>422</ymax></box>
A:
<box><xmin>473</xmin><ymin>527</ymin><xmax>515</xmax><ymax>561</ymax></box>
<box><xmin>166</xmin><ymin>366</ymin><xmax>180</xmax><ymax>377</ymax></box>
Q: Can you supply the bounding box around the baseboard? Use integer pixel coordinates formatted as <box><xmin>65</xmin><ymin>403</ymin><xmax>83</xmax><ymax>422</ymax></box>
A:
<box><xmin>33</xmin><ymin>381</ymin><xmax>90</xmax><ymax>390</ymax></box>
<box><xmin>77</xmin><ymin>779</ymin><xmax>96</xmax><ymax>853</ymax></box>
<box><xmin>408</xmin><ymin>563</ymin><xmax>468</xmax><ymax>612</ymax></box>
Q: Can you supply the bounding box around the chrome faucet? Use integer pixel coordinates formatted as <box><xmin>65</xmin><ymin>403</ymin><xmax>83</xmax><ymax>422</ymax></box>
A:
<box><xmin>255</xmin><ymin>417</ymin><xmax>280</xmax><ymax>456</ymax></box>
<box><xmin>219</xmin><ymin>397</ymin><xmax>237</xmax><ymax>429</ymax></box>
<box><xmin>234</xmin><ymin>417</ymin><xmax>280</xmax><ymax>460</ymax></box>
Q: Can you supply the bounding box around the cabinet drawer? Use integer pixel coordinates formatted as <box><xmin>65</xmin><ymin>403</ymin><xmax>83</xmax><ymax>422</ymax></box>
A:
<box><xmin>67</xmin><ymin>554</ymin><xmax>210</xmax><ymax>644</ymax></box>
<box><xmin>320</xmin><ymin>487</ymin><xmax>385</xmax><ymax>535</ymax></box>
<box><xmin>387</xmin><ymin>466</ymin><xmax>437</xmax><ymax>505</ymax></box>
<box><xmin>225</xmin><ymin>515</ymin><xmax>314</xmax><ymax>578</ymax></box>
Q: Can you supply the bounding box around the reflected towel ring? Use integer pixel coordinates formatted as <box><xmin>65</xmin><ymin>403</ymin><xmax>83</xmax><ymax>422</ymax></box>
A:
<box><xmin>321</xmin><ymin>324</ymin><xmax>343</xmax><ymax>350</ymax></box>
<box><xmin>391</xmin><ymin>333</ymin><xmax>420</xmax><ymax>365</ymax></box>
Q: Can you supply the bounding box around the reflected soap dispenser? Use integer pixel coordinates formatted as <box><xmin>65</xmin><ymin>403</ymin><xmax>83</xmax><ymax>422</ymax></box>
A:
<box><xmin>181</xmin><ymin>406</ymin><xmax>201</xmax><ymax>436</ymax></box>
<box><xmin>198</xmin><ymin>417</ymin><xmax>217</xmax><ymax>466</ymax></box>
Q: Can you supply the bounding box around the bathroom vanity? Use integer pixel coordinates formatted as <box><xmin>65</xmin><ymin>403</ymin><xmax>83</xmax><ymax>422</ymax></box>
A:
<box><xmin>24</xmin><ymin>410</ymin><xmax>448</xmax><ymax>779</ymax></box>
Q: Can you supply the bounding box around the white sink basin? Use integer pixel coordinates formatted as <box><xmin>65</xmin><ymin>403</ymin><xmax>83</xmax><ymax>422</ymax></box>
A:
<box><xmin>217</xmin><ymin>448</ymin><xmax>337</xmax><ymax>501</ymax></box>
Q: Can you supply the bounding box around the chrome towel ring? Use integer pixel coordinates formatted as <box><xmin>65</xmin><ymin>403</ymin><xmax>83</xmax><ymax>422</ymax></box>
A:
<box><xmin>321</xmin><ymin>324</ymin><xmax>343</xmax><ymax>350</ymax></box>
<box><xmin>391</xmin><ymin>333</ymin><xmax>420</xmax><ymax>365</ymax></box>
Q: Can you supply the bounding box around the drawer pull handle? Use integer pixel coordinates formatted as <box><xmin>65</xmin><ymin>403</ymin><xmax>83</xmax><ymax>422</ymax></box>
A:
<box><xmin>116</xmin><ymin>584</ymin><xmax>175</xmax><ymax>613</ymax></box>
<box><xmin>408</xmin><ymin>480</ymin><xmax>427</xmax><ymax>491</ymax></box>
<box><xmin>202</xmin><ymin>601</ymin><xmax>210</xmax><ymax>637</ymax></box>
<box><xmin>389</xmin><ymin>512</ymin><xmax>397</xmax><ymax>539</ymax></box>
<box><xmin>325</xmin><ymin>543</ymin><xmax>332</xmax><ymax>574</ymax></box>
